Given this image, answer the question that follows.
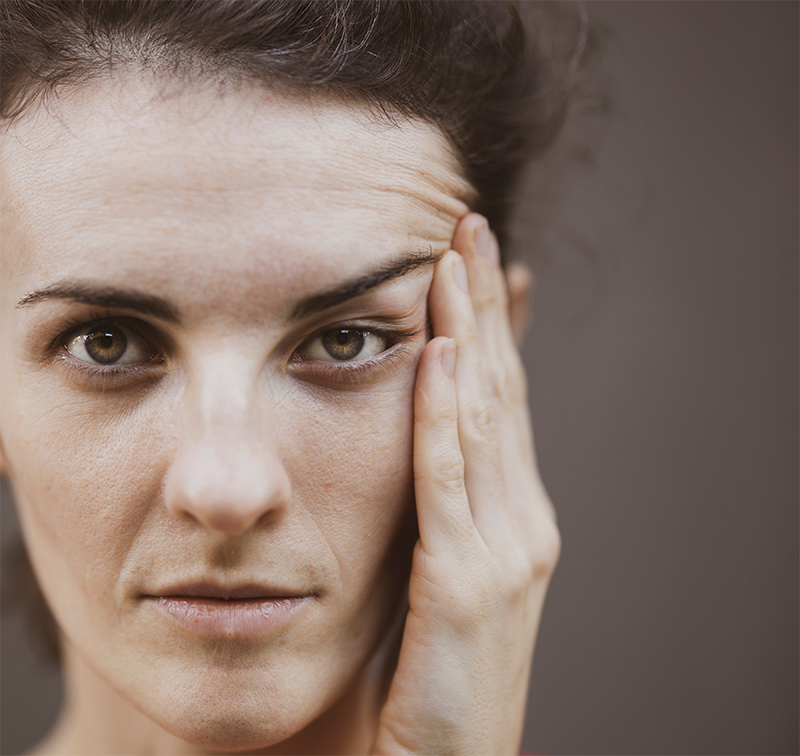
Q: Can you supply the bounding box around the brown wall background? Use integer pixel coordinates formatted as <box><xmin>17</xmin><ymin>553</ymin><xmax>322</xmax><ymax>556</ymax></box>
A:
<box><xmin>1</xmin><ymin>2</ymin><xmax>797</xmax><ymax>754</ymax></box>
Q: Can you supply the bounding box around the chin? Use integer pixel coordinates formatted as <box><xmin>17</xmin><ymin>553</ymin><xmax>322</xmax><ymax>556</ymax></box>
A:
<box><xmin>164</xmin><ymin>717</ymin><xmax>294</xmax><ymax>754</ymax></box>
<box><xmin>168</xmin><ymin>721</ymin><xmax>284</xmax><ymax>753</ymax></box>
<box><xmin>142</xmin><ymin>684</ymin><xmax>312</xmax><ymax>753</ymax></box>
<box><xmin>107</xmin><ymin>639</ymin><xmax>383</xmax><ymax>756</ymax></box>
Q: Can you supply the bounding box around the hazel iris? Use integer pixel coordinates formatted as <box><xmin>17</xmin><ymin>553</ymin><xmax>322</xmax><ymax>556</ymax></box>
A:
<box><xmin>322</xmin><ymin>329</ymin><xmax>365</xmax><ymax>361</ymax></box>
<box><xmin>83</xmin><ymin>326</ymin><xmax>128</xmax><ymax>364</ymax></box>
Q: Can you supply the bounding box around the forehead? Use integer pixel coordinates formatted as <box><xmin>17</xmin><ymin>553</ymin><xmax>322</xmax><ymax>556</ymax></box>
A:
<box><xmin>1</xmin><ymin>74</ymin><xmax>471</xmax><ymax>307</ymax></box>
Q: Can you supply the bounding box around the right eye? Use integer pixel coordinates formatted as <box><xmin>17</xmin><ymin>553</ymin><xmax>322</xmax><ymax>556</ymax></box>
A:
<box><xmin>65</xmin><ymin>321</ymin><xmax>157</xmax><ymax>366</ymax></box>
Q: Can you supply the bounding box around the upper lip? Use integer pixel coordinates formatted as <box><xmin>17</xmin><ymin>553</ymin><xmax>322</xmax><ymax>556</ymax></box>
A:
<box><xmin>146</xmin><ymin>582</ymin><xmax>313</xmax><ymax>601</ymax></box>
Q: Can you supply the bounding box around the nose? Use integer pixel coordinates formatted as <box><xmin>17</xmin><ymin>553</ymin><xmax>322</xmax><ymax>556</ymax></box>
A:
<box><xmin>163</xmin><ymin>367</ymin><xmax>291</xmax><ymax>537</ymax></box>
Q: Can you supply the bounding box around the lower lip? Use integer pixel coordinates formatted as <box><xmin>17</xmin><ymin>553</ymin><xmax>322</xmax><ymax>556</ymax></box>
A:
<box><xmin>144</xmin><ymin>596</ymin><xmax>313</xmax><ymax>639</ymax></box>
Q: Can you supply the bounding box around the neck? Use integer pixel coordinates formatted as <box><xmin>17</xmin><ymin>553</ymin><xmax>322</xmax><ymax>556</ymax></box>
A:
<box><xmin>34</xmin><ymin>641</ymin><xmax>382</xmax><ymax>756</ymax></box>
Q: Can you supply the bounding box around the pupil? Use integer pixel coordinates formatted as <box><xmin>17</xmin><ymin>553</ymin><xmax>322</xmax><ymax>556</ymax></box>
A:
<box><xmin>322</xmin><ymin>329</ymin><xmax>364</xmax><ymax>361</ymax></box>
<box><xmin>84</xmin><ymin>327</ymin><xmax>127</xmax><ymax>364</ymax></box>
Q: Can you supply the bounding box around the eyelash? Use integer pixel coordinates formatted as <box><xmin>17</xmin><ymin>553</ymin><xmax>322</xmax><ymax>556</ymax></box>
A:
<box><xmin>49</xmin><ymin>313</ymin><xmax>164</xmax><ymax>389</ymax></box>
<box><xmin>51</xmin><ymin>313</ymin><xmax>421</xmax><ymax>388</ymax></box>
<box><xmin>289</xmin><ymin>328</ymin><xmax>420</xmax><ymax>385</ymax></box>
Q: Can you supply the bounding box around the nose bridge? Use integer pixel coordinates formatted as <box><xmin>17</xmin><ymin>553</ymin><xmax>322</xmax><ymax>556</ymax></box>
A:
<box><xmin>164</xmin><ymin>356</ymin><xmax>291</xmax><ymax>536</ymax></box>
<box><xmin>194</xmin><ymin>359</ymin><xmax>258</xmax><ymax>441</ymax></box>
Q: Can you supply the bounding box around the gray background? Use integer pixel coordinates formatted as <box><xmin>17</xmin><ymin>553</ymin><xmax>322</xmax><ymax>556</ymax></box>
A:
<box><xmin>1</xmin><ymin>2</ymin><xmax>798</xmax><ymax>754</ymax></box>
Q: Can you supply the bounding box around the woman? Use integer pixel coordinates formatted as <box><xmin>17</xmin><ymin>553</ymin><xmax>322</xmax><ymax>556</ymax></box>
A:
<box><xmin>0</xmin><ymin>1</ymin><xmax>570</xmax><ymax>753</ymax></box>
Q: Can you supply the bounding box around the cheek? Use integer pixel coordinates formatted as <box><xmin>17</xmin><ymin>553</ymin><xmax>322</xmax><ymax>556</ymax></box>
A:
<box><xmin>279</xmin><ymin>379</ymin><xmax>416</xmax><ymax>585</ymax></box>
<box><xmin>5</xmin><ymin>379</ymin><xmax>171</xmax><ymax>625</ymax></box>
<box><xmin>272</xmin><ymin>378</ymin><xmax>416</xmax><ymax>685</ymax></box>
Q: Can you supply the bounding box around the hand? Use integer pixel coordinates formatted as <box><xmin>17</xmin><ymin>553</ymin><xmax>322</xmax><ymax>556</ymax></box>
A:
<box><xmin>372</xmin><ymin>214</ymin><xmax>561</xmax><ymax>756</ymax></box>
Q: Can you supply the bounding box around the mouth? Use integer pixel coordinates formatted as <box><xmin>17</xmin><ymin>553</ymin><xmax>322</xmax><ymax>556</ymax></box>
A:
<box><xmin>142</xmin><ymin>582</ymin><xmax>317</xmax><ymax>639</ymax></box>
<box><xmin>151</xmin><ymin>581</ymin><xmax>311</xmax><ymax>601</ymax></box>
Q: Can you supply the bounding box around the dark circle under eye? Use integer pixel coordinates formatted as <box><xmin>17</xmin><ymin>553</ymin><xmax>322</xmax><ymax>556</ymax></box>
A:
<box><xmin>321</xmin><ymin>329</ymin><xmax>365</xmax><ymax>361</ymax></box>
<box><xmin>83</xmin><ymin>326</ymin><xmax>128</xmax><ymax>364</ymax></box>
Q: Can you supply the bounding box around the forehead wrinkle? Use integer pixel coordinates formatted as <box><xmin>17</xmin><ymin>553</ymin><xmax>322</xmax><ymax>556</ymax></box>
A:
<box><xmin>1</xmin><ymin>76</ymin><xmax>469</xmax><ymax>320</ymax></box>
<box><xmin>9</xmin><ymin>76</ymin><xmax>470</xmax><ymax>193</ymax></box>
<box><xmin>3</xmin><ymin>135</ymin><xmax>468</xmax><ymax>258</ymax></box>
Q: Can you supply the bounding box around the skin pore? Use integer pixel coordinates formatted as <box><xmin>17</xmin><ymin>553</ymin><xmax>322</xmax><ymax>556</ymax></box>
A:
<box><xmin>0</xmin><ymin>74</ymin><xmax>472</xmax><ymax>754</ymax></box>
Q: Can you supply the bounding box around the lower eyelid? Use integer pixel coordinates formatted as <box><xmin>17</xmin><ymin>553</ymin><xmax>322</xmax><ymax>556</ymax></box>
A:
<box><xmin>288</xmin><ymin>342</ymin><xmax>418</xmax><ymax>388</ymax></box>
<box><xmin>53</xmin><ymin>351</ymin><xmax>165</xmax><ymax>390</ymax></box>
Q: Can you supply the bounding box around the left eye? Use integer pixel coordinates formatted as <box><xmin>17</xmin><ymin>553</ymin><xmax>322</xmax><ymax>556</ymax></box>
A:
<box><xmin>300</xmin><ymin>329</ymin><xmax>387</xmax><ymax>362</ymax></box>
<box><xmin>65</xmin><ymin>322</ymin><xmax>155</xmax><ymax>366</ymax></box>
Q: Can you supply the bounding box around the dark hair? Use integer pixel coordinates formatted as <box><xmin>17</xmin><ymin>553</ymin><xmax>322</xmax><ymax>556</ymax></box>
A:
<box><xmin>0</xmin><ymin>0</ymin><xmax>589</xmax><ymax>662</ymax></box>
<box><xmin>0</xmin><ymin>0</ymin><xmax>586</xmax><ymax>251</ymax></box>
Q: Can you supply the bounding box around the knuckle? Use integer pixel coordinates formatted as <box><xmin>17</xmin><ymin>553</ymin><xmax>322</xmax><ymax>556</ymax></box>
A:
<box><xmin>448</xmin><ymin>571</ymin><xmax>501</xmax><ymax>624</ymax></box>
<box><xmin>501</xmin><ymin>548</ymin><xmax>535</xmax><ymax>599</ymax></box>
<box><xmin>416</xmin><ymin>449</ymin><xmax>466</xmax><ymax>497</ymax></box>
<box><xmin>531</xmin><ymin>521</ymin><xmax>562</xmax><ymax>580</ymax></box>
<box><xmin>459</xmin><ymin>314</ymin><xmax>479</xmax><ymax>347</ymax></box>
<box><xmin>432</xmin><ymin>402</ymin><xmax>459</xmax><ymax>428</ymax></box>
<box><xmin>471</xmin><ymin>281</ymin><xmax>500</xmax><ymax>313</ymax></box>
<box><xmin>417</xmin><ymin>389</ymin><xmax>457</xmax><ymax>428</ymax></box>
<box><xmin>465</xmin><ymin>399</ymin><xmax>495</xmax><ymax>445</ymax></box>
<box><xmin>472</xmin><ymin>269</ymin><xmax>507</xmax><ymax>313</ymax></box>
<box><xmin>495</xmin><ymin>518</ymin><xmax>561</xmax><ymax>591</ymax></box>
<box><xmin>490</xmin><ymin>357</ymin><xmax>528</xmax><ymax>410</ymax></box>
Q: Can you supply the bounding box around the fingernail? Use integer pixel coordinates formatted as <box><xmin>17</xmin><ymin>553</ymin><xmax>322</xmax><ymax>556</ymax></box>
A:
<box><xmin>453</xmin><ymin>254</ymin><xmax>469</xmax><ymax>293</ymax></box>
<box><xmin>441</xmin><ymin>338</ymin><xmax>456</xmax><ymax>378</ymax></box>
<box><xmin>475</xmin><ymin>222</ymin><xmax>499</xmax><ymax>266</ymax></box>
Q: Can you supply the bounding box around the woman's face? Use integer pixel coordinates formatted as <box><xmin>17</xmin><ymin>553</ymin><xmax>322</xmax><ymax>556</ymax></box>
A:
<box><xmin>0</xmin><ymin>76</ymin><xmax>469</xmax><ymax>750</ymax></box>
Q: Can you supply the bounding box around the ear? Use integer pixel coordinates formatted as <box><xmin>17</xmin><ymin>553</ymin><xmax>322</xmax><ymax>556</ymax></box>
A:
<box><xmin>505</xmin><ymin>261</ymin><xmax>534</xmax><ymax>348</ymax></box>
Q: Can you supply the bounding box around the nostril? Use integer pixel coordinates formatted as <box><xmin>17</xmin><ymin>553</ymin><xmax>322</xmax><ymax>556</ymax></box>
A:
<box><xmin>188</xmin><ymin>504</ymin><xmax>270</xmax><ymax>538</ymax></box>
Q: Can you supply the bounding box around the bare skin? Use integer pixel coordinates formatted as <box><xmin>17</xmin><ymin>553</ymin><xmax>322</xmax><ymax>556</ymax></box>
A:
<box><xmin>0</xmin><ymin>73</ymin><xmax>558</xmax><ymax>755</ymax></box>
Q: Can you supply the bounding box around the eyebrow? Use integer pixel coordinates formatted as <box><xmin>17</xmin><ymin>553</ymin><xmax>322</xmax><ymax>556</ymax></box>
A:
<box><xmin>14</xmin><ymin>249</ymin><xmax>442</xmax><ymax>324</ymax></box>
<box><xmin>287</xmin><ymin>249</ymin><xmax>441</xmax><ymax>322</ymax></box>
<box><xmin>15</xmin><ymin>282</ymin><xmax>181</xmax><ymax>323</ymax></box>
